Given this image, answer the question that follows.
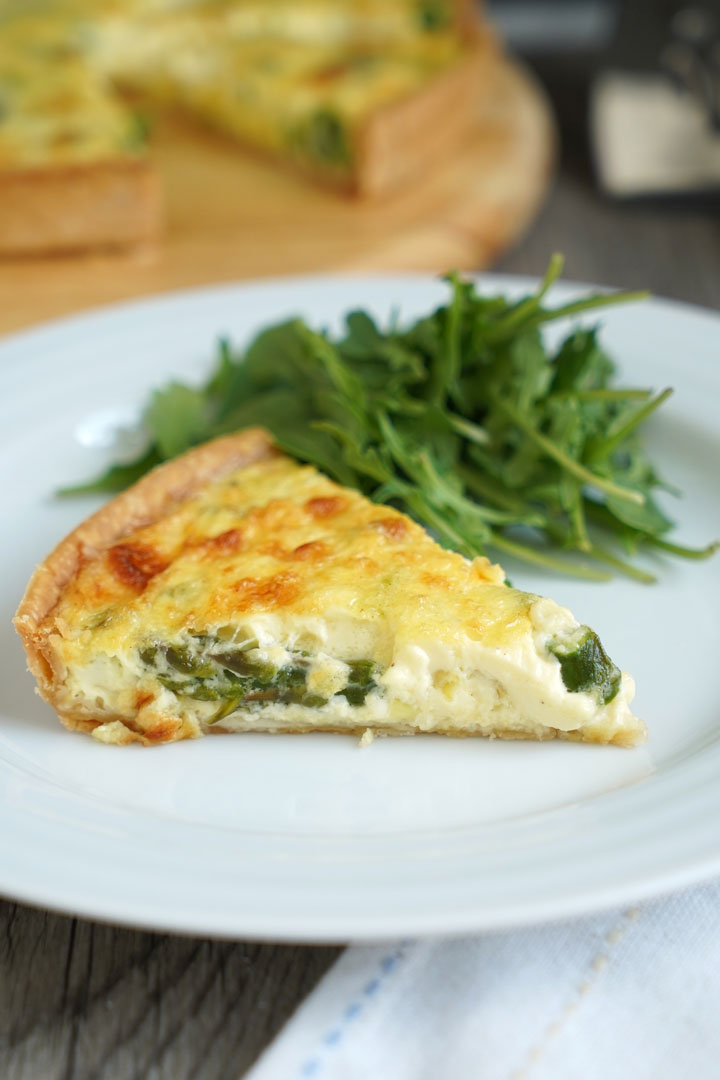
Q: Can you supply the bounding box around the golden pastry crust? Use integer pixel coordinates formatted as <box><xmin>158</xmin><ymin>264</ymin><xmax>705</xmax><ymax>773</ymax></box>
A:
<box><xmin>0</xmin><ymin>158</ymin><xmax>162</xmax><ymax>256</ymax></box>
<box><xmin>353</xmin><ymin>32</ymin><xmax>496</xmax><ymax>196</ymax></box>
<box><xmin>14</xmin><ymin>428</ymin><xmax>278</xmax><ymax>740</ymax></box>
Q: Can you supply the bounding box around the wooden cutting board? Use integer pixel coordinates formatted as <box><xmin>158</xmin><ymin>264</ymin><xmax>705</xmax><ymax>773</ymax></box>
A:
<box><xmin>0</xmin><ymin>57</ymin><xmax>554</xmax><ymax>336</ymax></box>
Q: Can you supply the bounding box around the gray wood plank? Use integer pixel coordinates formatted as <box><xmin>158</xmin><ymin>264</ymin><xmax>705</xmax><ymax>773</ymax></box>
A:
<box><xmin>0</xmin><ymin>899</ymin><xmax>339</xmax><ymax>1080</ymax></box>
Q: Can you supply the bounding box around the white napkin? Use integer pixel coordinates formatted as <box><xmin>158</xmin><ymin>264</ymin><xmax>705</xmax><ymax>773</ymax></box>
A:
<box><xmin>591</xmin><ymin>72</ymin><xmax>720</xmax><ymax>197</ymax></box>
<box><xmin>245</xmin><ymin>881</ymin><xmax>720</xmax><ymax>1080</ymax></box>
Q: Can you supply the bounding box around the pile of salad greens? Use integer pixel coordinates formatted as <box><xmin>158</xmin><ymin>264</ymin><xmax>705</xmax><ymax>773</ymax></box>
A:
<box><xmin>63</xmin><ymin>255</ymin><xmax>717</xmax><ymax>582</ymax></box>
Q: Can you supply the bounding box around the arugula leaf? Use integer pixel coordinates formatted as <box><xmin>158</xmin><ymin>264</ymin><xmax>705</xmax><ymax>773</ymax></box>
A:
<box><xmin>60</xmin><ymin>255</ymin><xmax>717</xmax><ymax>581</ymax></box>
<box><xmin>145</xmin><ymin>383</ymin><xmax>210</xmax><ymax>459</ymax></box>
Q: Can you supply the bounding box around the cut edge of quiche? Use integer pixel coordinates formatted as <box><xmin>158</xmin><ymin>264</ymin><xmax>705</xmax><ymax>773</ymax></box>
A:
<box><xmin>14</xmin><ymin>428</ymin><xmax>647</xmax><ymax>748</ymax></box>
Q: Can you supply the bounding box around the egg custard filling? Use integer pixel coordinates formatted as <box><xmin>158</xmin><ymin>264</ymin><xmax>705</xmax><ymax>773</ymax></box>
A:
<box><xmin>16</xmin><ymin>431</ymin><xmax>645</xmax><ymax>747</ymax></box>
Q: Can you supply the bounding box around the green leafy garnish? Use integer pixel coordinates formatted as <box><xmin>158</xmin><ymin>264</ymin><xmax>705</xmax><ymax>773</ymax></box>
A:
<box><xmin>62</xmin><ymin>254</ymin><xmax>717</xmax><ymax>580</ymax></box>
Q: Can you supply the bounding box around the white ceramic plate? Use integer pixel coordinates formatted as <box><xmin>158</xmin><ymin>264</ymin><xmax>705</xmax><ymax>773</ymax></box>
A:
<box><xmin>1</xmin><ymin>275</ymin><xmax>719</xmax><ymax>942</ymax></box>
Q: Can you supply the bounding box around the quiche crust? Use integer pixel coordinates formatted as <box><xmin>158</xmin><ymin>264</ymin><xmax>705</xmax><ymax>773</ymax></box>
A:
<box><xmin>0</xmin><ymin>157</ymin><xmax>162</xmax><ymax>256</ymax></box>
<box><xmin>353</xmin><ymin>31</ymin><xmax>495</xmax><ymax>196</ymax></box>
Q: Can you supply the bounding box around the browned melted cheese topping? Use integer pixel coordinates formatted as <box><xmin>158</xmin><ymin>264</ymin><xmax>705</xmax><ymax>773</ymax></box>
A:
<box><xmin>53</xmin><ymin>455</ymin><xmax>512</xmax><ymax>659</ymax></box>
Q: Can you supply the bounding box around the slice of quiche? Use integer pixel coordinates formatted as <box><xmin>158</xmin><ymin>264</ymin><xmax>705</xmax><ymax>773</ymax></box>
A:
<box><xmin>15</xmin><ymin>429</ymin><xmax>646</xmax><ymax>747</ymax></box>
<box><xmin>106</xmin><ymin>14</ymin><xmax>494</xmax><ymax>195</ymax></box>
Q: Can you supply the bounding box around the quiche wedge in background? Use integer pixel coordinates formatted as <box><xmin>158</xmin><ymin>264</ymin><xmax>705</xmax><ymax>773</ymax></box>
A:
<box><xmin>0</xmin><ymin>0</ymin><xmax>495</xmax><ymax>253</ymax></box>
<box><xmin>104</xmin><ymin>3</ymin><xmax>494</xmax><ymax>196</ymax></box>
<box><xmin>14</xmin><ymin>429</ymin><xmax>646</xmax><ymax>748</ymax></box>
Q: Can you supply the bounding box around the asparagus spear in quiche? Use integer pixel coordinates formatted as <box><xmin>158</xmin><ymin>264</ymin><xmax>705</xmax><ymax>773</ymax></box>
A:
<box><xmin>15</xmin><ymin>430</ymin><xmax>645</xmax><ymax>747</ymax></box>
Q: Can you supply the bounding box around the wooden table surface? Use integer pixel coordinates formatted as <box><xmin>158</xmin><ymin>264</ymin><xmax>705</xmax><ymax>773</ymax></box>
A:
<box><xmin>2</xmin><ymin>92</ymin><xmax>720</xmax><ymax>1080</ymax></box>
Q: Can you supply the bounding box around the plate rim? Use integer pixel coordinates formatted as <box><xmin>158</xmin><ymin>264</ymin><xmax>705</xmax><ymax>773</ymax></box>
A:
<box><xmin>2</xmin><ymin>267</ymin><xmax>719</xmax><ymax>349</ymax></box>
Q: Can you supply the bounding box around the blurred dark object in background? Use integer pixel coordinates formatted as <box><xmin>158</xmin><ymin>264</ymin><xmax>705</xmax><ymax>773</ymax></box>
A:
<box><xmin>488</xmin><ymin>0</ymin><xmax>720</xmax><ymax>204</ymax></box>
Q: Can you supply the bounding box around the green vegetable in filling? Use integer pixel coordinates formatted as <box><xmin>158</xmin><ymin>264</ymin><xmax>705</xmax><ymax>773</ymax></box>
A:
<box><xmin>294</xmin><ymin>109</ymin><xmax>351</xmax><ymax>167</ymax></box>
<box><xmin>339</xmin><ymin>659</ymin><xmax>380</xmax><ymax>705</ymax></box>
<box><xmin>212</xmin><ymin>648</ymin><xmax>279</xmax><ymax>683</ymax></box>
<box><xmin>124</xmin><ymin>109</ymin><xmax>153</xmax><ymax>152</ymax></box>
<box><xmin>548</xmin><ymin>626</ymin><xmax>621</xmax><ymax>704</ymax></box>
<box><xmin>139</xmin><ymin>637</ymin><xmax>380</xmax><ymax>723</ymax></box>
<box><xmin>417</xmin><ymin>0</ymin><xmax>452</xmax><ymax>30</ymax></box>
<box><xmin>165</xmin><ymin>645</ymin><xmax>217</xmax><ymax>678</ymax></box>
